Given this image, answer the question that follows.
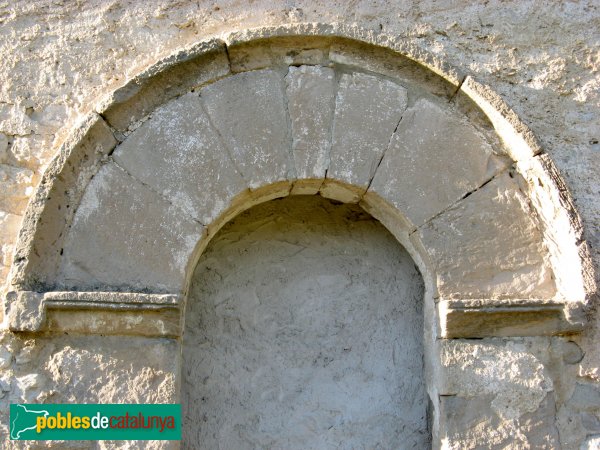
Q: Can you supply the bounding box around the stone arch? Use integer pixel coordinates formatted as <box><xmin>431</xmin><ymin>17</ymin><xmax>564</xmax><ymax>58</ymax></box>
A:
<box><xmin>2</xmin><ymin>23</ymin><xmax>595</xmax><ymax>446</ymax></box>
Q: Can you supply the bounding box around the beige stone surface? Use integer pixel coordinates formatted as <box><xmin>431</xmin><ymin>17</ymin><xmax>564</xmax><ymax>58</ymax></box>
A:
<box><xmin>113</xmin><ymin>92</ymin><xmax>247</xmax><ymax>225</ymax></box>
<box><xmin>285</xmin><ymin>65</ymin><xmax>335</xmax><ymax>184</ymax></box>
<box><xmin>417</xmin><ymin>171</ymin><xmax>557</xmax><ymax>299</ymax></box>
<box><xmin>59</xmin><ymin>162</ymin><xmax>204</xmax><ymax>293</ymax></box>
<box><xmin>8</xmin><ymin>114</ymin><xmax>119</xmax><ymax>291</ymax></box>
<box><xmin>0</xmin><ymin>165</ymin><xmax>33</xmax><ymax>216</ymax></box>
<box><xmin>439</xmin><ymin>338</ymin><xmax>555</xmax><ymax>448</ymax></box>
<box><xmin>369</xmin><ymin>98</ymin><xmax>509</xmax><ymax>227</ymax></box>
<box><xmin>439</xmin><ymin>393</ymin><xmax>560</xmax><ymax>449</ymax></box>
<box><xmin>0</xmin><ymin>2</ymin><xmax>597</xmax><ymax>449</ymax></box>
<box><xmin>327</xmin><ymin>72</ymin><xmax>407</xmax><ymax>190</ymax></box>
<box><xmin>329</xmin><ymin>40</ymin><xmax>456</xmax><ymax>99</ymax></box>
<box><xmin>0</xmin><ymin>2</ymin><xmax>597</xmax><ymax>297</ymax></box>
<box><xmin>0</xmin><ymin>212</ymin><xmax>21</xmax><ymax>284</ymax></box>
<box><xmin>440</xmin><ymin>338</ymin><xmax>554</xmax><ymax>419</ymax></box>
<box><xmin>200</xmin><ymin>69</ymin><xmax>294</xmax><ymax>189</ymax></box>
<box><xmin>227</xmin><ymin>35</ymin><xmax>331</xmax><ymax>73</ymax></box>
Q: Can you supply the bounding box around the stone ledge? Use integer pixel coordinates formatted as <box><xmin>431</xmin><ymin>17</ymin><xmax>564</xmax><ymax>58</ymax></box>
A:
<box><xmin>438</xmin><ymin>298</ymin><xmax>586</xmax><ymax>338</ymax></box>
<box><xmin>4</xmin><ymin>290</ymin><xmax>587</xmax><ymax>339</ymax></box>
<box><xmin>4</xmin><ymin>291</ymin><xmax>182</xmax><ymax>337</ymax></box>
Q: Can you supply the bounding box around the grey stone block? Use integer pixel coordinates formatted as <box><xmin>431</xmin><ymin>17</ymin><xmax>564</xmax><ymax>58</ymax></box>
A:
<box><xmin>369</xmin><ymin>98</ymin><xmax>508</xmax><ymax>227</ymax></box>
<box><xmin>327</xmin><ymin>72</ymin><xmax>407</xmax><ymax>189</ymax></box>
<box><xmin>97</xmin><ymin>39</ymin><xmax>230</xmax><ymax>132</ymax></box>
<box><xmin>200</xmin><ymin>69</ymin><xmax>294</xmax><ymax>189</ymax></box>
<box><xmin>59</xmin><ymin>162</ymin><xmax>204</xmax><ymax>293</ymax></box>
<box><xmin>570</xmin><ymin>383</ymin><xmax>600</xmax><ymax>412</ymax></box>
<box><xmin>113</xmin><ymin>92</ymin><xmax>247</xmax><ymax>225</ymax></box>
<box><xmin>418</xmin><ymin>172</ymin><xmax>557</xmax><ymax>299</ymax></box>
<box><xmin>285</xmin><ymin>65</ymin><xmax>336</xmax><ymax>182</ymax></box>
<box><xmin>10</xmin><ymin>114</ymin><xmax>118</xmax><ymax>290</ymax></box>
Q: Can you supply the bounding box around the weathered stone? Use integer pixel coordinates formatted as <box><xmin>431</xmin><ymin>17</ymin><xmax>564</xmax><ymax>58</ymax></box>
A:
<box><xmin>9</xmin><ymin>114</ymin><xmax>118</xmax><ymax>291</ymax></box>
<box><xmin>0</xmin><ymin>213</ymin><xmax>21</xmax><ymax>283</ymax></box>
<box><xmin>517</xmin><ymin>154</ymin><xmax>591</xmax><ymax>303</ymax></box>
<box><xmin>113</xmin><ymin>92</ymin><xmax>247</xmax><ymax>225</ymax></box>
<box><xmin>561</xmin><ymin>340</ymin><xmax>585</xmax><ymax>364</ymax></box>
<box><xmin>438</xmin><ymin>299</ymin><xmax>582</xmax><ymax>338</ymax></box>
<box><xmin>581</xmin><ymin>412</ymin><xmax>600</xmax><ymax>432</ymax></box>
<box><xmin>439</xmin><ymin>393</ymin><xmax>559</xmax><ymax>449</ymax></box>
<box><xmin>0</xmin><ymin>12</ymin><xmax>597</xmax><ymax>450</ymax></box>
<box><xmin>285</xmin><ymin>65</ymin><xmax>335</xmax><ymax>186</ymax></box>
<box><xmin>329</xmin><ymin>41</ymin><xmax>456</xmax><ymax>99</ymax></box>
<box><xmin>200</xmin><ymin>69</ymin><xmax>294</xmax><ymax>189</ymax></box>
<box><xmin>34</xmin><ymin>336</ymin><xmax>176</xmax><ymax>404</ymax></box>
<box><xmin>4</xmin><ymin>291</ymin><xmax>45</xmax><ymax>332</ymax></box>
<box><xmin>0</xmin><ymin>346</ymin><xmax>10</xmax><ymax>370</ymax></box>
<box><xmin>583</xmin><ymin>435</ymin><xmax>600</xmax><ymax>449</ymax></box>
<box><xmin>460</xmin><ymin>76</ymin><xmax>543</xmax><ymax>161</ymax></box>
<box><xmin>417</xmin><ymin>172</ymin><xmax>556</xmax><ymax>299</ymax></box>
<box><xmin>570</xmin><ymin>383</ymin><xmax>600</xmax><ymax>412</ymax></box>
<box><xmin>14</xmin><ymin>373</ymin><xmax>46</xmax><ymax>403</ymax></box>
<box><xmin>289</xmin><ymin>179</ymin><xmax>324</xmax><ymax>196</ymax></box>
<box><xmin>0</xmin><ymin>332</ymin><xmax>178</xmax><ymax>449</ymax></box>
<box><xmin>98</xmin><ymin>39</ymin><xmax>230</xmax><ymax>132</ymax></box>
<box><xmin>0</xmin><ymin>133</ymin><xmax>8</xmax><ymax>162</ymax></box>
<box><xmin>440</xmin><ymin>338</ymin><xmax>554</xmax><ymax>420</ymax></box>
<box><xmin>369</xmin><ymin>98</ymin><xmax>508</xmax><ymax>227</ymax></box>
<box><xmin>227</xmin><ymin>35</ymin><xmax>331</xmax><ymax>72</ymax></box>
<box><xmin>59</xmin><ymin>162</ymin><xmax>204</xmax><ymax>293</ymax></box>
<box><xmin>320</xmin><ymin>179</ymin><xmax>364</xmax><ymax>203</ymax></box>
<box><xmin>46</xmin><ymin>309</ymin><xmax>181</xmax><ymax>338</ymax></box>
<box><xmin>0</xmin><ymin>164</ymin><xmax>34</xmax><ymax>215</ymax></box>
<box><xmin>326</xmin><ymin>72</ymin><xmax>407</xmax><ymax>190</ymax></box>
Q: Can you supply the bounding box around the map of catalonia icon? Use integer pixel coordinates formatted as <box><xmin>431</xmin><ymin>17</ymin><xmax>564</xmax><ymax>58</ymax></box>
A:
<box><xmin>10</xmin><ymin>404</ymin><xmax>49</xmax><ymax>439</ymax></box>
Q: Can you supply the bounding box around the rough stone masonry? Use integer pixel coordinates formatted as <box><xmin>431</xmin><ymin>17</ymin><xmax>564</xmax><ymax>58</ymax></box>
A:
<box><xmin>0</xmin><ymin>2</ymin><xmax>598</xmax><ymax>449</ymax></box>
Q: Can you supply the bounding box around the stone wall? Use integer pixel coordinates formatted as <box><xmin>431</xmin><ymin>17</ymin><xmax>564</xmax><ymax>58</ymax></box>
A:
<box><xmin>0</xmin><ymin>1</ymin><xmax>598</xmax><ymax>449</ymax></box>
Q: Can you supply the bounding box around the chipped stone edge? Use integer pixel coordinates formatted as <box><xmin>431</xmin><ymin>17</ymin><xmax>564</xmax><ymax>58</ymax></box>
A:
<box><xmin>4</xmin><ymin>290</ymin><xmax>182</xmax><ymax>337</ymax></box>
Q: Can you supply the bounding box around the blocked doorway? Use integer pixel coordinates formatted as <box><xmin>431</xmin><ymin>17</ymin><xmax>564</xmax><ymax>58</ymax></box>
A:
<box><xmin>182</xmin><ymin>195</ymin><xmax>428</xmax><ymax>448</ymax></box>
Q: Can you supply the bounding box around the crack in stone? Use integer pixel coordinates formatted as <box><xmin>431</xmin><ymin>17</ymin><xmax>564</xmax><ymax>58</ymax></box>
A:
<box><xmin>111</xmin><ymin>158</ymin><xmax>205</xmax><ymax>227</ymax></box>
<box><xmin>282</xmin><ymin>66</ymin><xmax>298</xmax><ymax>181</ymax></box>
<box><xmin>361</xmin><ymin>111</ymin><xmax>406</xmax><ymax>200</ymax></box>
<box><xmin>96</xmin><ymin>112</ymin><xmax>125</xmax><ymax>145</ymax></box>
<box><xmin>324</xmin><ymin>68</ymin><xmax>344</xmax><ymax>182</ymax></box>
<box><xmin>448</xmin><ymin>75</ymin><xmax>467</xmax><ymax>103</ymax></box>
<box><xmin>410</xmin><ymin>165</ymin><xmax>511</xmax><ymax>235</ymax></box>
<box><xmin>222</xmin><ymin>42</ymin><xmax>233</xmax><ymax>74</ymax></box>
<box><xmin>196</xmin><ymin>91</ymin><xmax>248</xmax><ymax>190</ymax></box>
